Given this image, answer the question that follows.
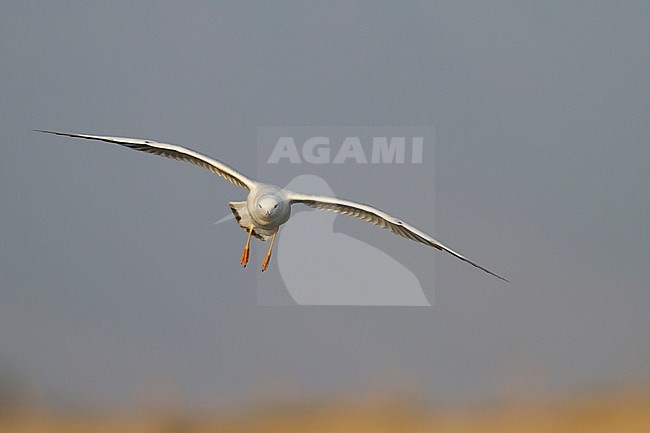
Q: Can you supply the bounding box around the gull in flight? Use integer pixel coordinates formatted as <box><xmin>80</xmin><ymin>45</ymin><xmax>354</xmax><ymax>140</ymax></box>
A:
<box><xmin>36</xmin><ymin>130</ymin><xmax>508</xmax><ymax>281</ymax></box>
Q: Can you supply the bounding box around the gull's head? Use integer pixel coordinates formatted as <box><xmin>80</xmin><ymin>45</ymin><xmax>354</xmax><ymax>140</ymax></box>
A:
<box><xmin>257</xmin><ymin>195</ymin><xmax>281</xmax><ymax>219</ymax></box>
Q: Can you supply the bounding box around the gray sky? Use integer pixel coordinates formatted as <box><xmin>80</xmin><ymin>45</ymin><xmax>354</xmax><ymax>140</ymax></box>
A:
<box><xmin>1</xmin><ymin>1</ymin><xmax>649</xmax><ymax>407</ymax></box>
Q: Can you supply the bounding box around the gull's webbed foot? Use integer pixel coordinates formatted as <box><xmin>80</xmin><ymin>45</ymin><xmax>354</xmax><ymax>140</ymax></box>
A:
<box><xmin>240</xmin><ymin>226</ymin><xmax>254</xmax><ymax>268</ymax></box>
<box><xmin>261</xmin><ymin>251</ymin><xmax>272</xmax><ymax>272</ymax></box>
<box><xmin>261</xmin><ymin>232</ymin><xmax>277</xmax><ymax>272</ymax></box>
<box><xmin>240</xmin><ymin>245</ymin><xmax>250</xmax><ymax>267</ymax></box>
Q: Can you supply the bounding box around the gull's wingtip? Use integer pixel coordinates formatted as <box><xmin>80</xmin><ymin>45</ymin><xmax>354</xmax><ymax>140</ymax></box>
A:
<box><xmin>486</xmin><ymin>268</ymin><xmax>509</xmax><ymax>282</ymax></box>
<box><xmin>35</xmin><ymin>129</ymin><xmax>67</xmax><ymax>136</ymax></box>
<box><xmin>482</xmin><ymin>270</ymin><xmax>509</xmax><ymax>282</ymax></box>
<box><xmin>35</xmin><ymin>130</ymin><xmax>92</xmax><ymax>140</ymax></box>
<box><xmin>466</xmin><ymin>257</ymin><xmax>509</xmax><ymax>282</ymax></box>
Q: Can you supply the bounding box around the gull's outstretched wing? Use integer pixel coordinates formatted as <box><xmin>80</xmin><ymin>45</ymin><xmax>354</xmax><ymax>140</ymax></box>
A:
<box><xmin>36</xmin><ymin>130</ymin><xmax>256</xmax><ymax>190</ymax></box>
<box><xmin>289</xmin><ymin>192</ymin><xmax>508</xmax><ymax>282</ymax></box>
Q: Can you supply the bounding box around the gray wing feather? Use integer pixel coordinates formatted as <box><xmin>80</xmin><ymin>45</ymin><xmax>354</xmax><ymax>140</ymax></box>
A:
<box><xmin>289</xmin><ymin>192</ymin><xmax>508</xmax><ymax>282</ymax></box>
<box><xmin>36</xmin><ymin>130</ymin><xmax>256</xmax><ymax>190</ymax></box>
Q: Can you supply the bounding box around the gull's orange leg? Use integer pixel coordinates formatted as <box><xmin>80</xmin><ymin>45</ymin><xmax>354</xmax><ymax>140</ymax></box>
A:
<box><xmin>240</xmin><ymin>225</ymin><xmax>254</xmax><ymax>268</ymax></box>
<box><xmin>261</xmin><ymin>232</ymin><xmax>277</xmax><ymax>272</ymax></box>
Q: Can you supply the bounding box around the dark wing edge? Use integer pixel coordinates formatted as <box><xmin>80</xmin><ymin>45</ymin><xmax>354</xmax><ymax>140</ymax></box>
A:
<box><xmin>36</xmin><ymin>130</ymin><xmax>256</xmax><ymax>190</ymax></box>
<box><xmin>289</xmin><ymin>192</ymin><xmax>509</xmax><ymax>282</ymax></box>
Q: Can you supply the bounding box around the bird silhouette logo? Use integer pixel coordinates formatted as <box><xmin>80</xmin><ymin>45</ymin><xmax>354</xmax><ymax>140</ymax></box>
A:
<box><xmin>277</xmin><ymin>175</ymin><xmax>431</xmax><ymax>305</ymax></box>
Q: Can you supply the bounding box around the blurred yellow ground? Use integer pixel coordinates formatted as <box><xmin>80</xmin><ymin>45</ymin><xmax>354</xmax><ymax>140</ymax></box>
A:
<box><xmin>1</xmin><ymin>387</ymin><xmax>649</xmax><ymax>433</ymax></box>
